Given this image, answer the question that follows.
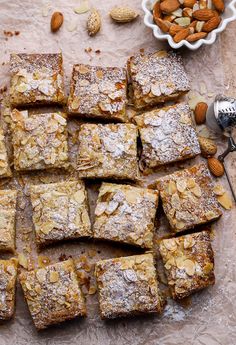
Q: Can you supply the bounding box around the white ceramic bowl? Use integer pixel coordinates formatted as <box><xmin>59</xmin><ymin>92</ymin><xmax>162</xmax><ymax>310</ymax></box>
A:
<box><xmin>142</xmin><ymin>0</ymin><xmax>236</xmax><ymax>50</ymax></box>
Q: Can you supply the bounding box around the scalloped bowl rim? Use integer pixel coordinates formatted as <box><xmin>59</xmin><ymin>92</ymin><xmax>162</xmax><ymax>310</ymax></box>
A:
<box><xmin>142</xmin><ymin>0</ymin><xmax>236</xmax><ymax>50</ymax></box>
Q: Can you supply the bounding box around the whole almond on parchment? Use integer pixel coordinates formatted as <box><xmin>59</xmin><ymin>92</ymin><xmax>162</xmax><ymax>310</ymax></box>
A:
<box><xmin>207</xmin><ymin>157</ymin><xmax>224</xmax><ymax>177</ymax></box>
<box><xmin>51</xmin><ymin>12</ymin><xmax>64</xmax><ymax>32</ymax></box>
<box><xmin>198</xmin><ymin>136</ymin><xmax>217</xmax><ymax>157</ymax></box>
<box><xmin>160</xmin><ymin>0</ymin><xmax>180</xmax><ymax>14</ymax></box>
<box><xmin>187</xmin><ymin>32</ymin><xmax>207</xmax><ymax>41</ymax></box>
<box><xmin>193</xmin><ymin>9</ymin><xmax>215</xmax><ymax>20</ymax></box>
<box><xmin>87</xmin><ymin>9</ymin><xmax>101</xmax><ymax>36</ymax></box>
<box><xmin>194</xmin><ymin>102</ymin><xmax>208</xmax><ymax>124</ymax></box>
<box><xmin>110</xmin><ymin>7</ymin><xmax>139</xmax><ymax>23</ymax></box>
<box><xmin>173</xmin><ymin>28</ymin><xmax>189</xmax><ymax>42</ymax></box>
<box><xmin>202</xmin><ymin>15</ymin><xmax>221</xmax><ymax>32</ymax></box>
<box><xmin>212</xmin><ymin>0</ymin><xmax>225</xmax><ymax>12</ymax></box>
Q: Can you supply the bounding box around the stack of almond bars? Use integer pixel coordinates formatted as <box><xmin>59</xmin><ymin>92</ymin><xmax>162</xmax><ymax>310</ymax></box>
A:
<box><xmin>0</xmin><ymin>50</ymin><xmax>224</xmax><ymax>329</ymax></box>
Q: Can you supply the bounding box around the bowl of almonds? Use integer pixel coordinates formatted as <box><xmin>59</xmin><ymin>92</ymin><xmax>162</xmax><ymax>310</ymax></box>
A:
<box><xmin>142</xmin><ymin>0</ymin><xmax>236</xmax><ymax>49</ymax></box>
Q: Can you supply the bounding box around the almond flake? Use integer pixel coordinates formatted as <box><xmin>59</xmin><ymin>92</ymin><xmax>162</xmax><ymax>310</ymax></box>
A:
<box><xmin>163</xmin><ymin>238</ymin><xmax>177</xmax><ymax>251</ymax></box>
<box><xmin>217</xmin><ymin>192</ymin><xmax>232</xmax><ymax>210</ymax></box>
<box><xmin>191</xmin><ymin>185</ymin><xmax>202</xmax><ymax>198</ymax></box>
<box><xmin>213</xmin><ymin>184</ymin><xmax>225</xmax><ymax>196</ymax></box>
<box><xmin>184</xmin><ymin>237</ymin><xmax>195</xmax><ymax>249</ymax></box>
<box><xmin>183</xmin><ymin>259</ymin><xmax>195</xmax><ymax>276</ymax></box>
<box><xmin>203</xmin><ymin>262</ymin><xmax>213</xmax><ymax>274</ymax></box>
<box><xmin>176</xmin><ymin>179</ymin><xmax>187</xmax><ymax>193</ymax></box>
<box><xmin>74</xmin><ymin>1</ymin><xmax>90</xmax><ymax>14</ymax></box>
<box><xmin>49</xmin><ymin>271</ymin><xmax>59</xmax><ymax>283</ymax></box>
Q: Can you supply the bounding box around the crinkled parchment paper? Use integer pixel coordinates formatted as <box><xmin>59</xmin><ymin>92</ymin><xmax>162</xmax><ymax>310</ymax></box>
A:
<box><xmin>0</xmin><ymin>1</ymin><xmax>235</xmax><ymax>344</ymax></box>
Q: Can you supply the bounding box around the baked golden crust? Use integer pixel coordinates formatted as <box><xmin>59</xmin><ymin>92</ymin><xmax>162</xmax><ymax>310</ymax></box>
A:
<box><xmin>30</xmin><ymin>181</ymin><xmax>92</xmax><ymax>247</ymax></box>
<box><xmin>11</xmin><ymin>109</ymin><xmax>69</xmax><ymax>171</ymax></box>
<box><xmin>134</xmin><ymin>102</ymin><xmax>200</xmax><ymax>169</ymax></box>
<box><xmin>20</xmin><ymin>259</ymin><xmax>87</xmax><ymax>330</ymax></box>
<box><xmin>93</xmin><ymin>183</ymin><xmax>158</xmax><ymax>249</ymax></box>
<box><xmin>0</xmin><ymin>190</ymin><xmax>17</xmax><ymax>253</ymax></box>
<box><xmin>77</xmin><ymin>123</ymin><xmax>139</xmax><ymax>180</ymax></box>
<box><xmin>156</xmin><ymin>163</ymin><xmax>222</xmax><ymax>233</ymax></box>
<box><xmin>159</xmin><ymin>231</ymin><xmax>215</xmax><ymax>299</ymax></box>
<box><xmin>127</xmin><ymin>50</ymin><xmax>190</xmax><ymax>109</ymax></box>
<box><xmin>9</xmin><ymin>53</ymin><xmax>66</xmax><ymax>107</ymax></box>
<box><xmin>67</xmin><ymin>64</ymin><xmax>128</xmax><ymax>122</ymax></box>
<box><xmin>95</xmin><ymin>253</ymin><xmax>164</xmax><ymax>319</ymax></box>
<box><xmin>0</xmin><ymin>258</ymin><xmax>18</xmax><ymax>320</ymax></box>
<box><xmin>0</xmin><ymin>128</ymin><xmax>11</xmax><ymax>178</ymax></box>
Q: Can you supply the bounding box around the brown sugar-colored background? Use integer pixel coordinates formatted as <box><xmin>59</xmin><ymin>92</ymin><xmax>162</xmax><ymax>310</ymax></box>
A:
<box><xmin>0</xmin><ymin>0</ymin><xmax>235</xmax><ymax>344</ymax></box>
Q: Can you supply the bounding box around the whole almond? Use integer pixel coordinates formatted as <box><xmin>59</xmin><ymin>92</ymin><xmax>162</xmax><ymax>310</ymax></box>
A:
<box><xmin>87</xmin><ymin>9</ymin><xmax>101</xmax><ymax>36</ymax></box>
<box><xmin>212</xmin><ymin>0</ymin><xmax>225</xmax><ymax>12</ymax></box>
<box><xmin>202</xmin><ymin>15</ymin><xmax>221</xmax><ymax>32</ymax></box>
<box><xmin>110</xmin><ymin>7</ymin><xmax>139</xmax><ymax>23</ymax></box>
<box><xmin>160</xmin><ymin>0</ymin><xmax>180</xmax><ymax>14</ymax></box>
<box><xmin>51</xmin><ymin>12</ymin><xmax>64</xmax><ymax>32</ymax></box>
<box><xmin>173</xmin><ymin>27</ymin><xmax>189</xmax><ymax>42</ymax></box>
<box><xmin>187</xmin><ymin>31</ymin><xmax>207</xmax><ymax>41</ymax></box>
<box><xmin>153</xmin><ymin>2</ymin><xmax>162</xmax><ymax>24</ymax></box>
<box><xmin>169</xmin><ymin>24</ymin><xmax>183</xmax><ymax>35</ymax></box>
<box><xmin>208</xmin><ymin>157</ymin><xmax>224</xmax><ymax>177</ymax></box>
<box><xmin>194</xmin><ymin>102</ymin><xmax>208</xmax><ymax>124</ymax></box>
<box><xmin>193</xmin><ymin>9</ymin><xmax>215</xmax><ymax>20</ymax></box>
<box><xmin>183</xmin><ymin>0</ymin><xmax>196</xmax><ymax>8</ymax></box>
<box><xmin>198</xmin><ymin>136</ymin><xmax>217</xmax><ymax>157</ymax></box>
<box><xmin>155</xmin><ymin>18</ymin><xmax>171</xmax><ymax>32</ymax></box>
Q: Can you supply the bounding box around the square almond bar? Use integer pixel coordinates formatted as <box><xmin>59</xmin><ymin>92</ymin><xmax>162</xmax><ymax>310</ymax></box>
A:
<box><xmin>20</xmin><ymin>259</ymin><xmax>86</xmax><ymax>330</ymax></box>
<box><xmin>93</xmin><ymin>183</ymin><xmax>158</xmax><ymax>249</ymax></box>
<box><xmin>9</xmin><ymin>53</ymin><xmax>65</xmax><ymax>107</ymax></box>
<box><xmin>77</xmin><ymin>123</ymin><xmax>139</xmax><ymax>180</ymax></box>
<box><xmin>67</xmin><ymin>64</ymin><xmax>128</xmax><ymax>122</ymax></box>
<box><xmin>0</xmin><ymin>128</ymin><xmax>11</xmax><ymax>178</ymax></box>
<box><xmin>127</xmin><ymin>50</ymin><xmax>190</xmax><ymax>109</ymax></box>
<box><xmin>134</xmin><ymin>102</ymin><xmax>200</xmax><ymax>169</ymax></box>
<box><xmin>159</xmin><ymin>231</ymin><xmax>215</xmax><ymax>299</ymax></box>
<box><xmin>95</xmin><ymin>253</ymin><xmax>164</xmax><ymax>319</ymax></box>
<box><xmin>0</xmin><ymin>258</ymin><xmax>18</xmax><ymax>320</ymax></box>
<box><xmin>11</xmin><ymin>109</ymin><xmax>69</xmax><ymax>171</ymax></box>
<box><xmin>30</xmin><ymin>180</ymin><xmax>91</xmax><ymax>248</ymax></box>
<box><xmin>156</xmin><ymin>163</ymin><xmax>222</xmax><ymax>233</ymax></box>
<box><xmin>0</xmin><ymin>190</ymin><xmax>17</xmax><ymax>253</ymax></box>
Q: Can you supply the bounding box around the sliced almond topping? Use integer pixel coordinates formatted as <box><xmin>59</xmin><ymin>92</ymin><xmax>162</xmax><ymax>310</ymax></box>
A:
<box><xmin>191</xmin><ymin>184</ymin><xmax>202</xmax><ymax>198</ymax></box>
<box><xmin>205</xmin><ymin>210</ymin><xmax>216</xmax><ymax>220</ymax></box>
<box><xmin>176</xmin><ymin>179</ymin><xmax>187</xmax><ymax>193</ymax></box>
<box><xmin>167</xmin><ymin>180</ymin><xmax>177</xmax><ymax>194</ymax></box>
<box><xmin>176</xmin><ymin>220</ymin><xmax>185</xmax><ymax>230</ymax></box>
<box><xmin>163</xmin><ymin>238</ymin><xmax>177</xmax><ymax>251</ymax></box>
<box><xmin>203</xmin><ymin>262</ymin><xmax>213</xmax><ymax>274</ymax></box>
<box><xmin>71</xmin><ymin>98</ymin><xmax>80</xmax><ymax>110</ymax></box>
<box><xmin>50</xmin><ymin>271</ymin><xmax>59</xmax><ymax>283</ymax></box>
<box><xmin>72</xmin><ymin>191</ymin><xmax>85</xmax><ymax>204</ymax></box>
<box><xmin>183</xmin><ymin>259</ymin><xmax>195</xmax><ymax>276</ymax></box>
<box><xmin>184</xmin><ymin>236</ymin><xmax>195</xmax><ymax>249</ymax></box>
<box><xmin>187</xmin><ymin>177</ymin><xmax>196</xmax><ymax>188</ymax></box>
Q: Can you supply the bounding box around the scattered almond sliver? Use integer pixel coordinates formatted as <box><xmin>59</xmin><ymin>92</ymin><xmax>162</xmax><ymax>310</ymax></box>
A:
<box><xmin>74</xmin><ymin>0</ymin><xmax>90</xmax><ymax>14</ymax></box>
<box><xmin>217</xmin><ymin>192</ymin><xmax>233</xmax><ymax>210</ymax></box>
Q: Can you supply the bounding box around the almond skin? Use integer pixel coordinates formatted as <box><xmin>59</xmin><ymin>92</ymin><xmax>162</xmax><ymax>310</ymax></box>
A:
<box><xmin>155</xmin><ymin>18</ymin><xmax>171</xmax><ymax>32</ymax></box>
<box><xmin>198</xmin><ymin>136</ymin><xmax>217</xmax><ymax>157</ymax></box>
<box><xmin>187</xmin><ymin>31</ymin><xmax>207</xmax><ymax>41</ymax></box>
<box><xmin>202</xmin><ymin>15</ymin><xmax>221</xmax><ymax>32</ymax></box>
<box><xmin>193</xmin><ymin>9</ymin><xmax>215</xmax><ymax>20</ymax></box>
<box><xmin>169</xmin><ymin>24</ymin><xmax>183</xmax><ymax>36</ymax></box>
<box><xmin>208</xmin><ymin>157</ymin><xmax>224</xmax><ymax>177</ymax></box>
<box><xmin>160</xmin><ymin>0</ymin><xmax>180</xmax><ymax>14</ymax></box>
<box><xmin>194</xmin><ymin>102</ymin><xmax>208</xmax><ymax>124</ymax></box>
<box><xmin>51</xmin><ymin>12</ymin><xmax>64</xmax><ymax>32</ymax></box>
<box><xmin>153</xmin><ymin>2</ymin><xmax>162</xmax><ymax>24</ymax></box>
<box><xmin>212</xmin><ymin>0</ymin><xmax>225</xmax><ymax>12</ymax></box>
<box><xmin>183</xmin><ymin>0</ymin><xmax>196</xmax><ymax>8</ymax></box>
<box><xmin>173</xmin><ymin>27</ymin><xmax>189</xmax><ymax>42</ymax></box>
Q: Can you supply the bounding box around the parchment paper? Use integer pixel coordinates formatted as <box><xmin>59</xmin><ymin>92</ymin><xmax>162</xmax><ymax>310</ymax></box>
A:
<box><xmin>0</xmin><ymin>1</ymin><xmax>235</xmax><ymax>344</ymax></box>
